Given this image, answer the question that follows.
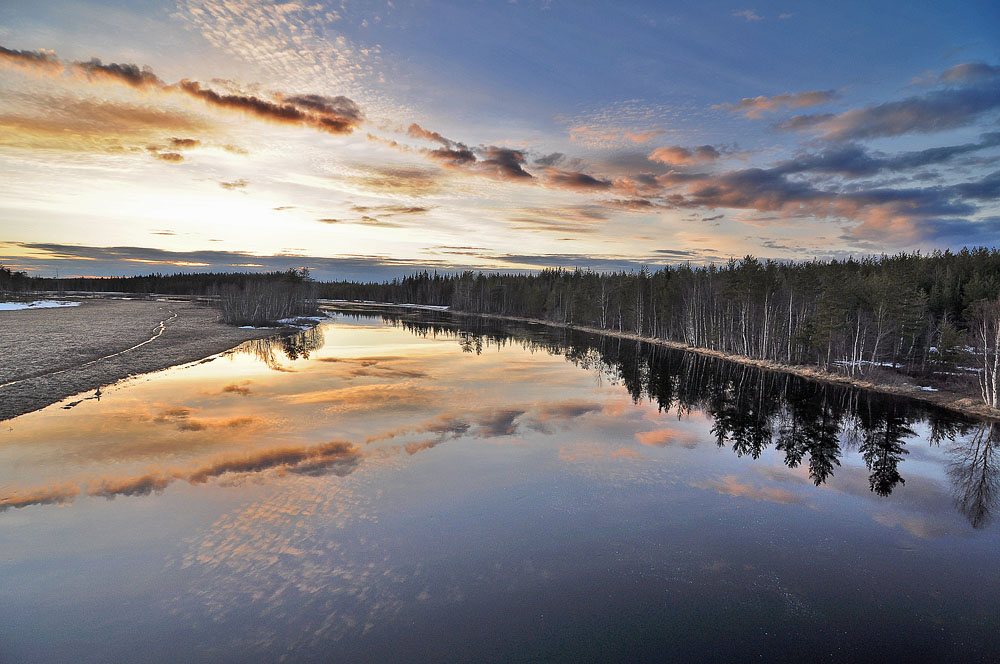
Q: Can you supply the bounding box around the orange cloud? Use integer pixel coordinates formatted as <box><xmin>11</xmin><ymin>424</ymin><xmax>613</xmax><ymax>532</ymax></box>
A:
<box><xmin>649</xmin><ymin>144</ymin><xmax>721</xmax><ymax>166</ymax></box>
<box><xmin>695</xmin><ymin>475</ymin><xmax>805</xmax><ymax>504</ymax></box>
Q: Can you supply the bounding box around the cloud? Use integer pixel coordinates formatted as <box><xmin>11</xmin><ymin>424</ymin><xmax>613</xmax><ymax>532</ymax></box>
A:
<box><xmin>479</xmin><ymin>146</ymin><xmax>533</xmax><ymax>179</ymax></box>
<box><xmin>0</xmin><ymin>95</ymin><xmax>211</xmax><ymax>153</ymax></box>
<box><xmin>506</xmin><ymin>205</ymin><xmax>610</xmax><ymax>234</ymax></box>
<box><xmin>187</xmin><ymin>440</ymin><xmax>360</xmax><ymax>483</ymax></box>
<box><xmin>717</xmin><ymin>90</ymin><xmax>837</xmax><ymax>118</ymax></box>
<box><xmin>348</xmin><ymin>165</ymin><xmax>444</xmax><ymax>196</ymax></box>
<box><xmin>952</xmin><ymin>170</ymin><xmax>1000</xmax><ymax>201</ymax></box>
<box><xmin>773</xmin><ymin>133</ymin><xmax>1000</xmax><ymax>178</ymax></box>
<box><xmin>649</xmin><ymin>144</ymin><xmax>722</xmax><ymax>166</ymax></box>
<box><xmin>281</xmin><ymin>93</ymin><xmax>363</xmax><ymax>131</ymax></box>
<box><xmin>3</xmin><ymin>241</ymin><xmax>487</xmax><ymax>281</ymax></box>
<box><xmin>635</xmin><ymin>428</ymin><xmax>701</xmax><ymax>448</ymax></box>
<box><xmin>88</xmin><ymin>472</ymin><xmax>174</xmax><ymax>498</ymax></box>
<box><xmin>282</xmin><ymin>381</ymin><xmax>440</xmax><ymax>413</ymax></box>
<box><xmin>349</xmin><ymin>205</ymin><xmax>432</xmax><ymax>215</ymax></box>
<box><xmin>73</xmin><ymin>58</ymin><xmax>163</xmax><ymax>88</ymax></box>
<box><xmin>178</xmin><ymin>79</ymin><xmax>306</xmax><ymax>123</ymax></box>
<box><xmin>219</xmin><ymin>179</ymin><xmax>247</xmax><ymax>190</ymax></box>
<box><xmin>939</xmin><ymin>62</ymin><xmax>1000</xmax><ymax>83</ymax></box>
<box><xmin>776</xmin><ymin>71</ymin><xmax>1000</xmax><ymax>140</ymax></box>
<box><xmin>425</xmin><ymin>146</ymin><xmax>477</xmax><ymax>164</ymax></box>
<box><xmin>541</xmin><ymin>167</ymin><xmax>612</xmax><ymax>191</ymax></box>
<box><xmin>534</xmin><ymin>152</ymin><xmax>565</xmax><ymax>166</ymax></box>
<box><xmin>625</xmin><ymin>129</ymin><xmax>666</xmax><ymax>143</ymax></box>
<box><xmin>1</xmin><ymin>44</ymin><xmax>363</xmax><ymax>137</ymax></box>
<box><xmin>2</xmin><ymin>439</ymin><xmax>366</xmax><ymax>509</ymax></box>
<box><xmin>0</xmin><ymin>482</ymin><xmax>80</xmax><ymax>511</ymax></box>
<box><xmin>169</xmin><ymin>137</ymin><xmax>201</xmax><ymax>149</ymax></box>
<box><xmin>732</xmin><ymin>9</ymin><xmax>763</xmax><ymax>22</ymax></box>
<box><xmin>407</xmin><ymin>122</ymin><xmax>453</xmax><ymax>147</ymax></box>
<box><xmin>695</xmin><ymin>474</ymin><xmax>806</xmax><ymax>504</ymax></box>
<box><xmin>152</xmin><ymin>151</ymin><xmax>184</xmax><ymax>162</ymax></box>
<box><xmin>0</xmin><ymin>45</ymin><xmax>61</xmax><ymax>72</ymax></box>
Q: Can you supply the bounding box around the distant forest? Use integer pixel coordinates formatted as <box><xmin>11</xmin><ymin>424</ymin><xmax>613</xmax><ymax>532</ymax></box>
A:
<box><xmin>3</xmin><ymin>248</ymin><xmax>999</xmax><ymax>407</ymax></box>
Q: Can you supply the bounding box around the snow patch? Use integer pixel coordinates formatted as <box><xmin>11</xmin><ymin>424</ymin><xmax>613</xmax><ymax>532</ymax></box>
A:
<box><xmin>0</xmin><ymin>300</ymin><xmax>80</xmax><ymax>311</ymax></box>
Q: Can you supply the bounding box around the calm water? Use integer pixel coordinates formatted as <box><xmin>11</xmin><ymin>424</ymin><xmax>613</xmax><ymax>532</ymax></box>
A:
<box><xmin>1</xmin><ymin>309</ymin><xmax>998</xmax><ymax>663</ymax></box>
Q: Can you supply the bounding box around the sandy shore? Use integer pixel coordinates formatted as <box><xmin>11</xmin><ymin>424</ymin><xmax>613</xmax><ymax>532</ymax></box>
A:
<box><xmin>0</xmin><ymin>298</ymin><xmax>279</xmax><ymax>421</ymax></box>
<box><xmin>332</xmin><ymin>302</ymin><xmax>1000</xmax><ymax>422</ymax></box>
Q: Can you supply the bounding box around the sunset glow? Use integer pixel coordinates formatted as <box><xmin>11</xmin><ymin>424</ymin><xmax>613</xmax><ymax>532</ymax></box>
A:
<box><xmin>1</xmin><ymin>1</ymin><xmax>998</xmax><ymax>279</ymax></box>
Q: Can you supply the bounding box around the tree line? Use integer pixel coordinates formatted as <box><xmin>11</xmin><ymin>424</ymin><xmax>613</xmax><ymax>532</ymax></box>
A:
<box><xmin>322</xmin><ymin>248</ymin><xmax>1000</xmax><ymax>408</ymax></box>
<box><xmin>4</xmin><ymin>248</ymin><xmax>1000</xmax><ymax>407</ymax></box>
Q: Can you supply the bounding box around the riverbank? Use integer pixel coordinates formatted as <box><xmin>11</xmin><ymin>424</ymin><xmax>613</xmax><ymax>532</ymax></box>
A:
<box><xmin>0</xmin><ymin>298</ymin><xmax>282</xmax><ymax>421</ymax></box>
<box><xmin>329</xmin><ymin>302</ymin><xmax>999</xmax><ymax>422</ymax></box>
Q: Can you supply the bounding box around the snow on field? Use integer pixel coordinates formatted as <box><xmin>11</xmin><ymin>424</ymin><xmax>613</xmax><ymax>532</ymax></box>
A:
<box><xmin>0</xmin><ymin>300</ymin><xmax>80</xmax><ymax>311</ymax></box>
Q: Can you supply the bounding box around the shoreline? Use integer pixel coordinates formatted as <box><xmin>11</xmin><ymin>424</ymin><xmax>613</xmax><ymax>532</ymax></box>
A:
<box><xmin>0</xmin><ymin>298</ymin><xmax>288</xmax><ymax>421</ymax></box>
<box><xmin>329</xmin><ymin>302</ymin><xmax>1000</xmax><ymax>422</ymax></box>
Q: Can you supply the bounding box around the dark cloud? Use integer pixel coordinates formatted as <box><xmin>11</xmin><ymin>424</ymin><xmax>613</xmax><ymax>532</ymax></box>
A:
<box><xmin>73</xmin><ymin>58</ymin><xmax>163</xmax><ymax>88</ymax></box>
<box><xmin>534</xmin><ymin>152</ymin><xmax>565</xmax><ymax>166</ymax></box>
<box><xmin>153</xmin><ymin>151</ymin><xmax>184</xmax><ymax>162</ymax></box>
<box><xmin>952</xmin><ymin>170</ymin><xmax>1000</xmax><ymax>200</ymax></box>
<box><xmin>0</xmin><ymin>45</ymin><xmax>61</xmax><ymax>70</ymax></box>
<box><xmin>221</xmin><ymin>383</ymin><xmax>253</xmax><ymax>396</ymax></box>
<box><xmin>600</xmin><ymin>198</ymin><xmax>657</xmax><ymax>210</ymax></box>
<box><xmin>7</xmin><ymin>241</ymin><xmax>477</xmax><ymax>281</ymax></box>
<box><xmin>476</xmin><ymin>409</ymin><xmax>525</xmax><ymax>437</ymax></box>
<box><xmin>426</xmin><ymin>146</ymin><xmax>477</xmax><ymax>164</ymax></box>
<box><xmin>908</xmin><ymin>216</ymin><xmax>1000</xmax><ymax>246</ymax></box>
<box><xmin>169</xmin><ymin>137</ymin><xmax>201</xmax><ymax>149</ymax></box>
<box><xmin>178</xmin><ymin>79</ymin><xmax>305</xmax><ymax>122</ymax></box>
<box><xmin>542</xmin><ymin>168</ymin><xmax>612</xmax><ymax>190</ymax></box>
<box><xmin>776</xmin><ymin>71</ymin><xmax>1000</xmax><ymax>140</ymax></box>
<box><xmin>771</xmin><ymin>132</ymin><xmax>1000</xmax><ymax>179</ymax></box>
<box><xmin>479</xmin><ymin>146</ymin><xmax>533</xmax><ymax>179</ymax></box>
<box><xmin>187</xmin><ymin>440</ymin><xmax>360</xmax><ymax>483</ymax></box>
<box><xmin>349</xmin><ymin>205</ymin><xmax>432</xmax><ymax>215</ymax></box>
<box><xmin>283</xmin><ymin>93</ymin><xmax>363</xmax><ymax>128</ymax></box>
<box><xmin>219</xmin><ymin>179</ymin><xmax>247</xmax><ymax>190</ymax></box>
<box><xmin>88</xmin><ymin>472</ymin><xmax>174</xmax><ymax>498</ymax></box>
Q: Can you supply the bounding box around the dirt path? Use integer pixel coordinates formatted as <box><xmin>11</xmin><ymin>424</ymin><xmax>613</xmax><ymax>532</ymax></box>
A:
<box><xmin>0</xmin><ymin>298</ymin><xmax>278</xmax><ymax>421</ymax></box>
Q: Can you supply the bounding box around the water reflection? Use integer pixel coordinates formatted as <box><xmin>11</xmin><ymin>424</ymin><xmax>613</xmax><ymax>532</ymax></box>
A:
<box><xmin>231</xmin><ymin>326</ymin><xmax>325</xmax><ymax>370</ymax></box>
<box><xmin>367</xmin><ymin>309</ymin><xmax>994</xmax><ymax>525</ymax></box>
<box><xmin>949</xmin><ymin>421</ymin><xmax>999</xmax><ymax>528</ymax></box>
<box><xmin>3</xmin><ymin>310</ymin><xmax>1000</xmax><ymax>662</ymax></box>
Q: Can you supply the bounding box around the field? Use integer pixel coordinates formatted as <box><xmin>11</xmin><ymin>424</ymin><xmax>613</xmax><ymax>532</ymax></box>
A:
<box><xmin>0</xmin><ymin>298</ymin><xmax>277</xmax><ymax>421</ymax></box>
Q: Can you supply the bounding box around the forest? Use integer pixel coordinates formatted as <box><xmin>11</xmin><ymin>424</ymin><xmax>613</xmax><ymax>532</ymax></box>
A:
<box><xmin>320</xmin><ymin>249</ymin><xmax>1000</xmax><ymax>409</ymax></box>
<box><xmin>3</xmin><ymin>248</ymin><xmax>1000</xmax><ymax>408</ymax></box>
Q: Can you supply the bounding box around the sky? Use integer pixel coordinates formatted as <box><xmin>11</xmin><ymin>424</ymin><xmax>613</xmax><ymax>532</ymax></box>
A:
<box><xmin>0</xmin><ymin>0</ymin><xmax>998</xmax><ymax>281</ymax></box>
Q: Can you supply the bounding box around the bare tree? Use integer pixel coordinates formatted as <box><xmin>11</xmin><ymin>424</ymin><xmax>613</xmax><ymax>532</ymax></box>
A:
<box><xmin>970</xmin><ymin>298</ymin><xmax>1000</xmax><ymax>409</ymax></box>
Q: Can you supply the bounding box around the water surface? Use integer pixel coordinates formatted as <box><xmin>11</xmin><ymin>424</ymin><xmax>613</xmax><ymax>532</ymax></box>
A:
<box><xmin>1</xmin><ymin>309</ymin><xmax>998</xmax><ymax>662</ymax></box>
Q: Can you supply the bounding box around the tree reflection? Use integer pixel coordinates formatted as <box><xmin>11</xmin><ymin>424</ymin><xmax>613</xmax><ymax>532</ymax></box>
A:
<box><xmin>342</xmin><ymin>308</ymin><xmax>1000</xmax><ymax>529</ymax></box>
<box><xmin>232</xmin><ymin>327</ymin><xmax>325</xmax><ymax>369</ymax></box>
<box><xmin>948</xmin><ymin>422</ymin><xmax>1000</xmax><ymax>529</ymax></box>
